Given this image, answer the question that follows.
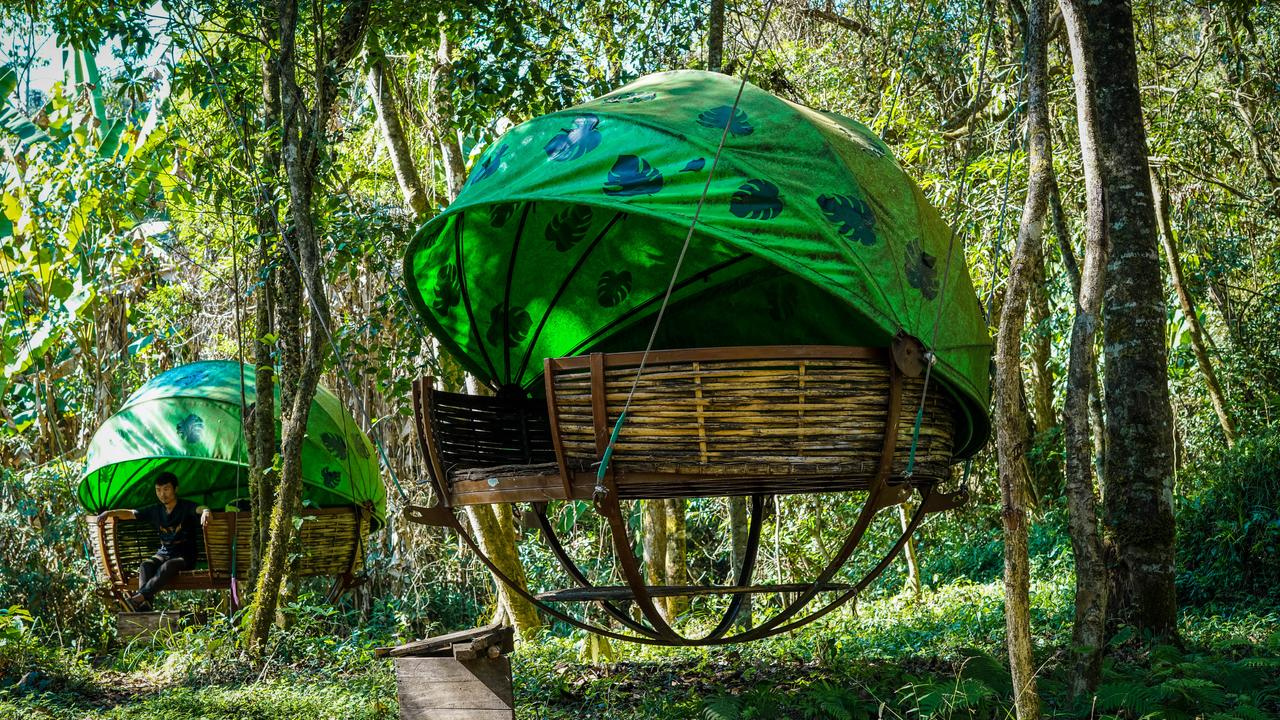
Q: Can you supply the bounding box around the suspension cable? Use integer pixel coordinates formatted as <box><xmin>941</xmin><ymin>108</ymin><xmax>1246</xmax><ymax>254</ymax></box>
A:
<box><xmin>594</xmin><ymin>0</ymin><xmax>779</xmax><ymax>496</ymax></box>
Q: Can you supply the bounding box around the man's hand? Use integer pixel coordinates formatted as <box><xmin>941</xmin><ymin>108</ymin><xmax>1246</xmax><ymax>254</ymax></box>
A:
<box><xmin>200</xmin><ymin>508</ymin><xmax>212</xmax><ymax>527</ymax></box>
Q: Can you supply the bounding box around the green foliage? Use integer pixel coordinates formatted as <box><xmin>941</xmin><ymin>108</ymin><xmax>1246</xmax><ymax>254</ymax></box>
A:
<box><xmin>702</xmin><ymin>681</ymin><xmax>871</xmax><ymax>720</ymax></box>
<box><xmin>1175</xmin><ymin>432</ymin><xmax>1280</xmax><ymax>604</ymax></box>
<box><xmin>0</xmin><ymin>606</ymin><xmax>39</xmax><ymax>678</ymax></box>
<box><xmin>0</xmin><ymin>465</ymin><xmax>110</xmax><ymax>642</ymax></box>
<box><xmin>1089</xmin><ymin>644</ymin><xmax>1280</xmax><ymax>720</ymax></box>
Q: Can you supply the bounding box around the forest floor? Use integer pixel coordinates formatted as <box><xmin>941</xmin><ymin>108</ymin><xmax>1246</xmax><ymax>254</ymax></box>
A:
<box><xmin>1</xmin><ymin>579</ymin><xmax>1277</xmax><ymax>719</ymax></box>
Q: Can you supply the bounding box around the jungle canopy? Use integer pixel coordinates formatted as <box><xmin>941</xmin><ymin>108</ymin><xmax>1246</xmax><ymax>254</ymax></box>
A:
<box><xmin>78</xmin><ymin>361</ymin><xmax>386</xmax><ymax>527</ymax></box>
<box><xmin>404</xmin><ymin>70</ymin><xmax>991</xmax><ymax>456</ymax></box>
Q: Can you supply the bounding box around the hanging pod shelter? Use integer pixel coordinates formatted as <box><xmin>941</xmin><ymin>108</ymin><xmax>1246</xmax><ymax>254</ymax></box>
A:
<box><xmin>80</xmin><ymin>360</ymin><xmax>386</xmax><ymax>608</ymax></box>
<box><xmin>402</xmin><ymin>70</ymin><xmax>991</xmax><ymax>645</ymax></box>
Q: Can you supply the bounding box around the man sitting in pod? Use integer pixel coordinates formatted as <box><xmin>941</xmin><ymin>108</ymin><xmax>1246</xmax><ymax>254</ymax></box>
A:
<box><xmin>100</xmin><ymin>472</ymin><xmax>211</xmax><ymax>611</ymax></box>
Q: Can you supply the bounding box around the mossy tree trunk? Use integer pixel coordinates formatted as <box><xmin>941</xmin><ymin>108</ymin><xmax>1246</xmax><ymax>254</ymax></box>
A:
<box><xmin>247</xmin><ymin>14</ymin><xmax>281</xmax><ymax>586</ymax></box>
<box><xmin>1058</xmin><ymin>0</ymin><xmax>1114</xmax><ymax>695</ymax></box>
<box><xmin>663</xmin><ymin>498</ymin><xmax>689</xmax><ymax>619</ymax></box>
<box><xmin>727</xmin><ymin>496</ymin><xmax>753</xmax><ymax>626</ymax></box>
<box><xmin>992</xmin><ymin>2</ymin><xmax>1050</xmax><ymax>716</ymax></box>
<box><xmin>245</xmin><ymin>0</ymin><xmax>372</xmax><ymax>657</ymax></box>
<box><xmin>366</xmin><ymin>57</ymin><xmax>429</xmax><ymax>218</ymax></box>
<box><xmin>465</xmin><ymin>504</ymin><xmax>541</xmax><ymax>640</ymax></box>
<box><xmin>427</xmin><ymin>26</ymin><xmax>542</xmax><ymax>636</ymax></box>
<box><xmin>1027</xmin><ymin>256</ymin><xmax>1055</xmax><ymax>436</ymax></box>
<box><xmin>1061</xmin><ymin>0</ymin><xmax>1180</xmax><ymax>641</ymax></box>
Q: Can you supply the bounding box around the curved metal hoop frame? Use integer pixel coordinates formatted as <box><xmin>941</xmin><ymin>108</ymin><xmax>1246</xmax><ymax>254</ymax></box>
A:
<box><xmin>405</xmin><ymin>347</ymin><xmax>969</xmax><ymax>646</ymax></box>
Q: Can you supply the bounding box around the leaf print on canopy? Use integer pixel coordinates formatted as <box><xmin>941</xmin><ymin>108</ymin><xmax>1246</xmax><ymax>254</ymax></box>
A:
<box><xmin>544</xmin><ymin>115</ymin><xmax>602</xmax><ymax>161</ymax></box>
<box><xmin>905</xmin><ymin>238</ymin><xmax>939</xmax><ymax>300</ymax></box>
<box><xmin>486</xmin><ymin>304</ymin><xmax>533</xmax><ymax>348</ymax></box>
<box><xmin>604</xmin><ymin>155</ymin><xmax>663</xmax><ymax>196</ymax></box>
<box><xmin>681</xmin><ymin>158</ymin><xmax>706</xmax><ymax>173</ymax></box>
<box><xmin>468</xmin><ymin>145</ymin><xmax>508</xmax><ymax>185</ymax></box>
<box><xmin>172</xmin><ymin>366</ymin><xmax>212</xmax><ymax>389</ymax></box>
<box><xmin>431</xmin><ymin>263</ymin><xmax>461</xmax><ymax>314</ymax></box>
<box><xmin>321</xmin><ymin>467</ymin><xmax>342</xmax><ymax>490</ymax></box>
<box><xmin>596</xmin><ymin>270</ymin><xmax>633</xmax><ymax>307</ymax></box>
<box><xmin>697</xmin><ymin>106</ymin><xmax>753</xmax><ymax>137</ymax></box>
<box><xmin>730</xmin><ymin>179</ymin><xmax>783</xmax><ymax>220</ymax></box>
<box><xmin>490</xmin><ymin>203</ymin><xmax>515</xmax><ymax>228</ymax></box>
<box><xmin>817</xmin><ymin>193</ymin><xmax>877</xmax><ymax>246</ymax></box>
<box><xmin>603</xmin><ymin>91</ymin><xmax>656</xmax><ymax>104</ymax></box>
<box><xmin>321</xmin><ymin>432</ymin><xmax>347</xmax><ymax>460</ymax></box>
<box><xmin>545</xmin><ymin>205</ymin><xmax>593</xmax><ymax>252</ymax></box>
<box><xmin>177</xmin><ymin>414</ymin><xmax>204</xmax><ymax>444</ymax></box>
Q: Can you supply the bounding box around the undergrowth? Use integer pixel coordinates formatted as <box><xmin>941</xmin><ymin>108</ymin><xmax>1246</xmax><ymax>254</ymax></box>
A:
<box><xmin>1</xmin><ymin>582</ymin><xmax>1276</xmax><ymax>719</ymax></box>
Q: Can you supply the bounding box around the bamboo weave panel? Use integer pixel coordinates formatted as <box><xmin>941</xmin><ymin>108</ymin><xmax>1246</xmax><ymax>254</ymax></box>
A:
<box><xmin>86</xmin><ymin>508</ymin><xmax>370</xmax><ymax>587</ymax></box>
<box><xmin>550</xmin><ymin>356</ymin><xmax>958</xmax><ymax>492</ymax></box>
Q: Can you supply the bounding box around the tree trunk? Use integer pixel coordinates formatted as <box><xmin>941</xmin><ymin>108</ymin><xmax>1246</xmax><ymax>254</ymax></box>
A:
<box><xmin>1050</xmin><ymin>178</ymin><xmax>1106</xmax><ymax>481</ymax></box>
<box><xmin>429</xmin><ymin>24</ymin><xmax>466</xmax><ymax>200</ymax></box>
<box><xmin>1057</xmin><ymin>0</ymin><xmax>1110</xmax><ymax>696</ymax></box>
<box><xmin>1149</xmin><ymin>168</ymin><xmax>1236</xmax><ymax>447</ymax></box>
<box><xmin>367</xmin><ymin>58</ymin><xmax>429</xmax><ymax>218</ymax></box>
<box><xmin>1061</xmin><ymin>0</ymin><xmax>1179</xmax><ymax>640</ymax></box>
<box><xmin>1027</xmin><ymin>255</ymin><xmax>1055</xmax><ymax>435</ymax></box>
<box><xmin>727</xmin><ymin>496</ymin><xmax>753</xmax><ymax>627</ymax></box>
<box><xmin>248</xmin><ymin>29</ymin><xmax>281</xmax><ymax>586</ymax></box>
<box><xmin>434</xmin><ymin>74</ymin><xmax>541</xmax><ymax>638</ymax></box>
<box><xmin>708</xmin><ymin>0</ymin><xmax>725</xmax><ymax>73</ymax></box>
<box><xmin>245</xmin><ymin>0</ymin><xmax>371</xmax><ymax>656</ymax></box>
<box><xmin>663</xmin><ymin>498</ymin><xmax>689</xmax><ymax>619</ymax></box>
<box><xmin>465</xmin><ymin>505</ymin><xmax>541</xmax><ymax>640</ymax></box>
<box><xmin>992</xmin><ymin>4</ymin><xmax>1050</xmax><ymax>717</ymax></box>
<box><xmin>641</xmin><ymin>500</ymin><xmax>671</xmax><ymax>622</ymax></box>
<box><xmin>897</xmin><ymin>500</ymin><xmax>921</xmax><ymax>597</ymax></box>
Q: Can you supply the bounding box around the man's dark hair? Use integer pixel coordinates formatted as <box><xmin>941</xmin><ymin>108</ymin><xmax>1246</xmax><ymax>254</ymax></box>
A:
<box><xmin>154</xmin><ymin>472</ymin><xmax>179</xmax><ymax>488</ymax></box>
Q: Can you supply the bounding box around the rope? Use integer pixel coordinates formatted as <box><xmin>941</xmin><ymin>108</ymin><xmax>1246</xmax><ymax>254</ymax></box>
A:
<box><xmin>594</xmin><ymin>0</ymin><xmax>779</xmax><ymax>496</ymax></box>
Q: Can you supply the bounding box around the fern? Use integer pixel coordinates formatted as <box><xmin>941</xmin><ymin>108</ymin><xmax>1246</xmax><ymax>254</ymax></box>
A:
<box><xmin>798</xmin><ymin>681</ymin><xmax>866</xmax><ymax>720</ymax></box>
<box><xmin>738</xmin><ymin>686</ymin><xmax>783</xmax><ymax>719</ymax></box>
<box><xmin>1238</xmin><ymin>656</ymin><xmax>1280</xmax><ymax>670</ymax></box>
<box><xmin>904</xmin><ymin>678</ymin><xmax>1001</xmax><ymax>719</ymax></box>
<box><xmin>956</xmin><ymin>647</ymin><xmax>1013</xmax><ymax>697</ymax></box>
<box><xmin>702</xmin><ymin>694</ymin><xmax>742</xmax><ymax>720</ymax></box>
<box><xmin>1155</xmin><ymin>677</ymin><xmax>1229</xmax><ymax>711</ymax></box>
<box><xmin>1209</xmin><ymin>705</ymin><xmax>1274</xmax><ymax>720</ymax></box>
<box><xmin>1095</xmin><ymin>679</ymin><xmax>1159</xmax><ymax>717</ymax></box>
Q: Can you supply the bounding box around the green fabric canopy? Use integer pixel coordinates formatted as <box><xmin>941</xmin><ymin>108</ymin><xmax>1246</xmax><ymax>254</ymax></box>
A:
<box><xmin>404</xmin><ymin>70</ymin><xmax>991</xmax><ymax>456</ymax></box>
<box><xmin>78</xmin><ymin>361</ymin><xmax>386</xmax><ymax>528</ymax></box>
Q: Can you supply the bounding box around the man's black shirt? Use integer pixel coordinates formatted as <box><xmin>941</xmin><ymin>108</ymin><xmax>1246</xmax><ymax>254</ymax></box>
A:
<box><xmin>136</xmin><ymin>499</ymin><xmax>201</xmax><ymax>562</ymax></box>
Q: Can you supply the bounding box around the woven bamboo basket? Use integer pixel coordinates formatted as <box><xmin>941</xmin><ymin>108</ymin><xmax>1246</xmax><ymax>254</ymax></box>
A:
<box><xmin>544</xmin><ymin>346</ymin><xmax>959</xmax><ymax>499</ymax></box>
<box><xmin>86</xmin><ymin>507</ymin><xmax>372</xmax><ymax>596</ymax></box>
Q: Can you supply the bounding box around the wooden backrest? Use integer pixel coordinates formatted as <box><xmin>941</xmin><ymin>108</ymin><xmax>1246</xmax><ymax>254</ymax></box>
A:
<box><xmin>417</xmin><ymin>382</ymin><xmax>556</xmax><ymax>485</ymax></box>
